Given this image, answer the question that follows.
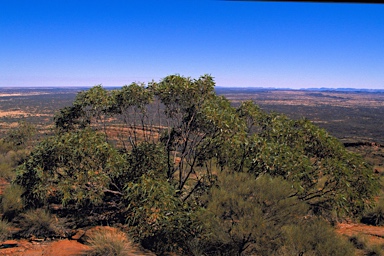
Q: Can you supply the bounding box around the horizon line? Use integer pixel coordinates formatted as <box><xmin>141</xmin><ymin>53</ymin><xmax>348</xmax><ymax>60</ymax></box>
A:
<box><xmin>0</xmin><ymin>85</ymin><xmax>383</xmax><ymax>91</ymax></box>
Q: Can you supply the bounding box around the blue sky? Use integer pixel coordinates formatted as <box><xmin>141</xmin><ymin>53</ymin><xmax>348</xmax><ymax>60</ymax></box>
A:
<box><xmin>1</xmin><ymin>0</ymin><xmax>383</xmax><ymax>89</ymax></box>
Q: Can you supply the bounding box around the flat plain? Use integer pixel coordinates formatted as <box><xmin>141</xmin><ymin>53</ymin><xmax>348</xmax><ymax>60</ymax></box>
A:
<box><xmin>0</xmin><ymin>87</ymin><xmax>383</xmax><ymax>170</ymax></box>
<box><xmin>1</xmin><ymin>87</ymin><xmax>383</xmax><ymax>142</ymax></box>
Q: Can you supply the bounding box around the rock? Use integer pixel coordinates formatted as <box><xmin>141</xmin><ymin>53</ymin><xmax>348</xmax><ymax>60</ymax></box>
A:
<box><xmin>71</xmin><ymin>229</ymin><xmax>86</xmax><ymax>240</ymax></box>
<box><xmin>0</xmin><ymin>240</ymin><xmax>18</xmax><ymax>248</ymax></box>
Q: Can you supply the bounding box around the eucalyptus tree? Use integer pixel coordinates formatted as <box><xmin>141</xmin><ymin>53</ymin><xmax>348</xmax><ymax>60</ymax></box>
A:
<box><xmin>46</xmin><ymin>74</ymin><xmax>381</xmax><ymax>221</ymax></box>
<box><xmin>152</xmin><ymin>74</ymin><xmax>246</xmax><ymax>199</ymax></box>
<box><xmin>111</xmin><ymin>82</ymin><xmax>155</xmax><ymax>148</ymax></box>
<box><xmin>197</xmin><ymin>172</ymin><xmax>308</xmax><ymax>256</ymax></box>
<box><xmin>235</xmin><ymin>100</ymin><xmax>379</xmax><ymax>218</ymax></box>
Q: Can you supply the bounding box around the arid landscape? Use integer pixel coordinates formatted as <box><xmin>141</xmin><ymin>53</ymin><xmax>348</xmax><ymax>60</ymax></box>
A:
<box><xmin>1</xmin><ymin>87</ymin><xmax>382</xmax><ymax>171</ymax></box>
<box><xmin>2</xmin><ymin>0</ymin><xmax>383</xmax><ymax>254</ymax></box>
<box><xmin>1</xmin><ymin>87</ymin><xmax>383</xmax><ymax>142</ymax></box>
<box><xmin>0</xmin><ymin>85</ymin><xmax>383</xmax><ymax>255</ymax></box>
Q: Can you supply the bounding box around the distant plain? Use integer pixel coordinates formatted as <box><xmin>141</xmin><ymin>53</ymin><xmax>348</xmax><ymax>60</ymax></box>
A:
<box><xmin>1</xmin><ymin>87</ymin><xmax>383</xmax><ymax>142</ymax></box>
<box><xmin>0</xmin><ymin>87</ymin><xmax>383</xmax><ymax>172</ymax></box>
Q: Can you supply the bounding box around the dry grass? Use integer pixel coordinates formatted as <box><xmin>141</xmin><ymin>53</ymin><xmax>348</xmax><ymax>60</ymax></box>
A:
<box><xmin>85</xmin><ymin>227</ymin><xmax>132</xmax><ymax>256</ymax></box>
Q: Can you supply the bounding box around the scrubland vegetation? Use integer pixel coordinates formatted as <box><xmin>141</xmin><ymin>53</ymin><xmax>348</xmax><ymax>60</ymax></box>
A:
<box><xmin>0</xmin><ymin>75</ymin><xmax>383</xmax><ymax>255</ymax></box>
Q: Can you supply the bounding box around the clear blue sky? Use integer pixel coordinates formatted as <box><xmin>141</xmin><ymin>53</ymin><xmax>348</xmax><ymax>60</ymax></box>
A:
<box><xmin>1</xmin><ymin>0</ymin><xmax>383</xmax><ymax>89</ymax></box>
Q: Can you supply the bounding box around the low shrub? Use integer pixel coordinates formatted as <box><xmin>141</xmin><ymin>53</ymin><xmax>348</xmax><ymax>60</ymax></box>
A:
<box><xmin>277</xmin><ymin>218</ymin><xmax>355</xmax><ymax>256</ymax></box>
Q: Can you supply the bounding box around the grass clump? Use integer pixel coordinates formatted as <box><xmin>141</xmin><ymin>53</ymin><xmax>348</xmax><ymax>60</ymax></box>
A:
<box><xmin>85</xmin><ymin>228</ymin><xmax>131</xmax><ymax>256</ymax></box>
<box><xmin>18</xmin><ymin>208</ymin><xmax>67</xmax><ymax>238</ymax></box>
<box><xmin>0</xmin><ymin>220</ymin><xmax>12</xmax><ymax>242</ymax></box>
<box><xmin>0</xmin><ymin>184</ymin><xmax>24</xmax><ymax>221</ymax></box>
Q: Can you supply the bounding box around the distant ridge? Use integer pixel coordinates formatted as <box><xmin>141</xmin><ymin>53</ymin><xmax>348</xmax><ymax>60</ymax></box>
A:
<box><xmin>300</xmin><ymin>87</ymin><xmax>384</xmax><ymax>93</ymax></box>
<box><xmin>215</xmin><ymin>86</ymin><xmax>384</xmax><ymax>93</ymax></box>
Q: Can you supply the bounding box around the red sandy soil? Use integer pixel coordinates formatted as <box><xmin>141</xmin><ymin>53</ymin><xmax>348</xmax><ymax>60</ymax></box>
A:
<box><xmin>0</xmin><ymin>239</ymin><xmax>89</xmax><ymax>256</ymax></box>
<box><xmin>0</xmin><ymin>225</ymin><xmax>155</xmax><ymax>256</ymax></box>
<box><xmin>337</xmin><ymin>222</ymin><xmax>384</xmax><ymax>246</ymax></box>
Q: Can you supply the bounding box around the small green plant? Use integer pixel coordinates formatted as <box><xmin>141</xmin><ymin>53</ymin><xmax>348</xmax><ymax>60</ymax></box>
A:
<box><xmin>85</xmin><ymin>228</ymin><xmax>131</xmax><ymax>256</ymax></box>
<box><xmin>18</xmin><ymin>208</ymin><xmax>67</xmax><ymax>238</ymax></box>
<box><xmin>0</xmin><ymin>184</ymin><xmax>24</xmax><ymax>220</ymax></box>
<box><xmin>0</xmin><ymin>220</ymin><xmax>12</xmax><ymax>242</ymax></box>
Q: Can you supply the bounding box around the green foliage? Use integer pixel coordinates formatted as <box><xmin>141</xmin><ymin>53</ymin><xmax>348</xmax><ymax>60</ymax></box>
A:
<box><xmin>74</xmin><ymin>85</ymin><xmax>116</xmax><ymax>120</ymax></box>
<box><xmin>0</xmin><ymin>220</ymin><xmax>12</xmax><ymax>242</ymax></box>
<box><xmin>238</xmin><ymin>105</ymin><xmax>379</xmax><ymax>218</ymax></box>
<box><xmin>277</xmin><ymin>218</ymin><xmax>355</xmax><ymax>256</ymax></box>
<box><xmin>3</xmin><ymin>120</ymin><xmax>36</xmax><ymax>147</ymax></box>
<box><xmin>125</xmin><ymin>174</ymin><xmax>195</xmax><ymax>254</ymax></box>
<box><xmin>18</xmin><ymin>208</ymin><xmax>68</xmax><ymax>238</ymax></box>
<box><xmin>0</xmin><ymin>154</ymin><xmax>17</xmax><ymax>181</ymax></box>
<box><xmin>85</xmin><ymin>228</ymin><xmax>131</xmax><ymax>256</ymax></box>
<box><xmin>197</xmin><ymin>172</ymin><xmax>308</xmax><ymax>255</ymax></box>
<box><xmin>0</xmin><ymin>147</ymin><xmax>30</xmax><ymax>181</ymax></box>
<box><xmin>152</xmin><ymin>74</ymin><xmax>215</xmax><ymax>119</ymax></box>
<box><xmin>113</xmin><ymin>82</ymin><xmax>153</xmax><ymax>113</ymax></box>
<box><xmin>15</xmin><ymin>128</ymin><xmax>127</xmax><ymax>208</ymax></box>
<box><xmin>54</xmin><ymin>105</ymin><xmax>88</xmax><ymax>132</ymax></box>
<box><xmin>50</xmin><ymin>75</ymin><xmax>378</xmax><ymax>220</ymax></box>
<box><xmin>12</xmin><ymin>74</ymin><xmax>381</xmax><ymax>254</ymax></box>
<box><xmin>153</xmin><ymin>75</ymin><xmax>245</xmax><ymax>197</ymax></box>
<box><xmin>124</xmin><ymin>142</ymin><xmax>167</xmax><ymax>183</ymax></box>
<box><xmin>0</xmin><ymin>122</ymin><xmax>35</xmax><ymax>182</ymax></box>
<box><xmin>0</xmin><ymin>184</ymin><xmax>24</xmax><ymax>221</ymax></box>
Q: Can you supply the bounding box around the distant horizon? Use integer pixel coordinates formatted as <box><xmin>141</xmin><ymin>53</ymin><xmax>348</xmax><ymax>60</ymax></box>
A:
<box><xmin>1</xmin><ymin>1</ymin><xmax>383</xmax><ymax>90</ymax></box>
<box><xmin>1</xmin><ymin>85</ymin><xmax>383</xmax><ymax>92</ymax></box>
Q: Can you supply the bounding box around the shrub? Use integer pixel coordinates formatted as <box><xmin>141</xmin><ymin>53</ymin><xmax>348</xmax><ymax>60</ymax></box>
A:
<box><xmin>85</xmin><ymin>228</ymin><xmax>131</xmax><ymax>256</ymax></box>
<box><xmin>125</xmin><ymin>174</ymin><xmax>195</xmax><ymax>254</ymax></box>
<box><xmin>0</xmin><ymin>149</ymin><xmax>29</xmax><ymax>181</ymax></box>
<box><xmin>18</xmin><ymin>208</ymin><xmax>67</xmax><ymax>238</ymax></box>
<box><xmin>197</xmin><ymin>172</ymin><xmax>308</xmax><ymax>256</ymax></box>
<box><xmin>0</xmin><ymin>220</ymin><xmax>12</xmax><ymax>242</ymax></box>
<box><xmin>4</xmin><ymin>120</ymin><xmax>36</xmax><ymax>147</ymax></box>
<box><xmin>0</xmin><ymin>184</ymin><xmax>24</xmax><ymax>220</ymax></box>
<box><xmin>15</xmin><ymin>129</ymin><xmax>128</xmax><ymax>209</ymax></box>
<box><xmin>277</xmin><ymin>218</ymin><xmax>355</xmax><ymax>256</ymax></box>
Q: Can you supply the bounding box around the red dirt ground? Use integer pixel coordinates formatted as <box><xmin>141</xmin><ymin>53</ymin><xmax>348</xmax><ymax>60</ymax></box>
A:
<box><xmin>336</xmin><ymin>222</ymin><xmax>384</xmax><ymax>251</ymax></box>
<box><xmin>0</xmin><ymin>239</ymin><xmax>89</xmax><ymax>256</ymax></box>
<box><xmin>0</xmin><ymin>235</ymin><xmax>155</xmax><ymax>256</ymax></box>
